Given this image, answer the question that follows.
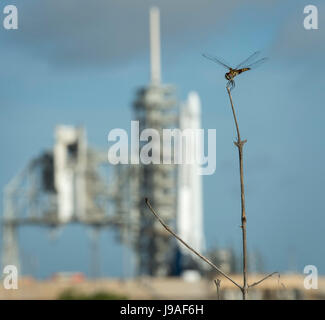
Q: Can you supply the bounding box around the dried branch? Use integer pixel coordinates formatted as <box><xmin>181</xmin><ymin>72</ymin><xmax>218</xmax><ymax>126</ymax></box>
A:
<box><xmin>145</xmin><ymin>198</ymin><xmax>242</xmax><ymax>290</ymax></box>
<box><xmin>144</xmin><ymin>85</ymin><xmax>279</xmax><ymax>300</ymax></box>
<box><xmin>226</xmin><ymin>87</ymin><xmax>248</xmax><ymax>299</ymax></box>
<box><xmin>214</xmin><ymin>279</ymin><xmax>222</xmax><ymax>300</ymax></box>
<box><xmin>248</xmin><ymin>272</ymin><xmax>279</xmax><ymax>288</ymax></box>
<box><xmin>227</xmin><ymin>87</ymin><xmax>242</xmax><ymax>143</ymax></box>
<box><xmin>226</xmin><ymin>87</ymin><xmax>278</xmax><ymax>299</ymax></box>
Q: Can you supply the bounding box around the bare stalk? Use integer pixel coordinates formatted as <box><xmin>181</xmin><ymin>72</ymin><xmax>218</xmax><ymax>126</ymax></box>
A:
<box><xmin>145</xmin><ymin>87</ymin><xmax>279</xmax><ymax>299</ymax></box>
<box><xmin>214</xmin><ymin>279</ymin><xmax>221</xmax><ymax>300</ymax></box>
<box><xmin>145</xmin><ymin>197</ymin><xmax>279</xmax><ymax>298</ymax></box>
<box><xmin>145</xmin><ymin>198</ymin><xmax>242</xmax><ymax>290</ymax></box>
<box><xmin>226</xmin><ymin>87</ymin><xmax>248</xmax><ymax>299</ymax></box>
<box><xmin>249</xmin><ymin>272</ymin><xmax>279</xmax><ymax>288</ymax></box>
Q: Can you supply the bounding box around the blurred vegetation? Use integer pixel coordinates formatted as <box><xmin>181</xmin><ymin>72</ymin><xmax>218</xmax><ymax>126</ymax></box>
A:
<box><xmin>57</xmin><ymin>288</ymin><xmax>128</xmax><ymax>300</ymax></box>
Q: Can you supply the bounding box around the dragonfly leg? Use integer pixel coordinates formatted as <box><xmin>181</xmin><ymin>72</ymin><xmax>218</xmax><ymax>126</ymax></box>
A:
<box><xmin>227</xmin><ymin>80</ymin><xmax>235</xmax><ymax>91</ymax></box>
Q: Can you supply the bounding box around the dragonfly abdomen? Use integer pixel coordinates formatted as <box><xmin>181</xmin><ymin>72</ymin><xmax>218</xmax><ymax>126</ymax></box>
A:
<box><xmin>237</xmin><ymin>67</ymin><xmax>250</xmax><ymax>75</ymax></box>
<box><xmin>225</xmin><ymin>67</ymin><xmax>251</xmax><ymax>81</ymax></box>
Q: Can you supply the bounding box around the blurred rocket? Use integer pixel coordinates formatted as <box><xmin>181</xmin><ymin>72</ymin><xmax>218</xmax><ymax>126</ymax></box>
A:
<box><xmin>177</xmin><ymin>92</ymin><xmax>205</xmax><ymax>258</ymax></box>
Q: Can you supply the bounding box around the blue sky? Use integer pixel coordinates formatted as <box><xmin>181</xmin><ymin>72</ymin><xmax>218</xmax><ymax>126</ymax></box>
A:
<box><xmin>1</xmin><ymin>0</ymin><xmax>324</xmax><ymax>278</ymax></box>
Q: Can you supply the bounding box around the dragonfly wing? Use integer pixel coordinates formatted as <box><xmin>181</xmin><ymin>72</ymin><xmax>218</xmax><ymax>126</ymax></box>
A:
<box><xmin>202</xmin><ymin>53</ymin><xmax>231</xmax><ymax>70</ymax></box>
<box><xmin>246</xmin><ymin>57</ymin><xmax>268</xmax><ymax>69</ymax></box>
<box><xmin>235</xmin><ymin>51</ymin><xmax>260</xmax><ymax>69</ymax></box>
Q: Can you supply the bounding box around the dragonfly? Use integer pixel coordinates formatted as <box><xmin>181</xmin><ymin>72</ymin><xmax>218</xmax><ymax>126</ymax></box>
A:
<box><xmin>202</xmin><ymin>51</ymin><xmax>268</xmax><ymax>90</ymax></box>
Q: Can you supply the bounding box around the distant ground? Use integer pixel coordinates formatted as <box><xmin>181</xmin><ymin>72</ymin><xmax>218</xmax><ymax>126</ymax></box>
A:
<box><xmin>0</xmin><ymin>274</ymin><xmax>324</xmax><ymax>300</ymax></box>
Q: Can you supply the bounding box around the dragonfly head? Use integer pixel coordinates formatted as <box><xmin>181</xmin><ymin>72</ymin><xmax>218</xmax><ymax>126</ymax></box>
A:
<box><xmin>225</xmin><ymin>73</ymin><xmax>231</xmax><ymax>80</ymax></box>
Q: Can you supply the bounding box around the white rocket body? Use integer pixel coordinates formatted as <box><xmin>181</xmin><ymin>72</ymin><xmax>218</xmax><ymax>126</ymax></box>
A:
<box><xmin>177</xmin><ymin>92</ymin><xmax>205</xmax><ymax>257</ymax></box>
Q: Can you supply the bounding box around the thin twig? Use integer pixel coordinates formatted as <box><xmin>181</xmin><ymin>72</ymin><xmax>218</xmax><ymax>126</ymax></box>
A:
<box><xmin>226</xmin><ymin>87</ymin><xmax>248</xmax><ymax>299</ymax></box>
<box><xmin>214</xmin><ymin>279</ymin><xmax>221</xmax><ymax>300</ymax></box>
<box><xmin>248</xmin><ymin>272</ymin><xmax>279</xmax><ymax>288</ymax></box>
<box><xmin>227</xmin><ymin>87</ymin><xmax>242</xmax><ymax>142</ymax></box>
<box><xmin>145</xmin><ymin>198</ymin><xmax>242</xmax><ymax>290</ymax></box>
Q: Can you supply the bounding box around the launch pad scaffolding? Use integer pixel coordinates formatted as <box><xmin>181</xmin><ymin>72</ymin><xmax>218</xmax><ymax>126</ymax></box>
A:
<box><xmin>1</xmin><ymin>7</ymin><xmax>204</xmax><ymax>278</ymax></box>
<box><xmin>133</xmin><ymin>84</ymin><xmax>178</xmax><ymax>276</ymax></box>
<box><xmin>1</xmin><ymin>126</ymin><xmax>137</xmax><ymax>277</ymax></box>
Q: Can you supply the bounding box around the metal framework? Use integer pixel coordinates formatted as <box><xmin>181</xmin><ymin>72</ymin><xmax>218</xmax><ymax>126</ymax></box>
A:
<box><xmin>129</xmin><ymin>7</ymin><xmax>179</xmax><ymax>276</ymax></box>
<box><xmin>133</xmin><ymin>84</ymin><xmax>178</xmax><ymax>276</ymax></box>
<box><xmin>1</xmin><ymin>7</ymin><xmax>201</xmax><ymax>279</ymax></box>
<box><xmin>1</xmin><ymin>126</ymin><xmax>136</xmax><ymax>277</ymax></box>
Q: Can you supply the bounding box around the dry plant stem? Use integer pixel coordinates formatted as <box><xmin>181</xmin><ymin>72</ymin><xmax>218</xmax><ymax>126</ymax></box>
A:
<box><xmin>145</xmin><ymin>197</ymin><xmax>278</xmax><ymax>297</ymax></box>
<box><xmin>249</xmin><ymin>272</ymin><xmax>279</xmax><ymax>288</ymax></box>
<box><xmin>214</xmin><ymin>279</ymin><xmax>221</xmax><ymax>300</ymax></box>
<box><xmin>226</xmin><ymin>87</ymin><xmax>248</xmax><ymax>300</ymax></box>
<box><xmin>145</xmin><ymin>198</ymin><xmax>242</xmax><ymax>290</ymax></box>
